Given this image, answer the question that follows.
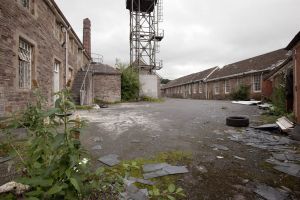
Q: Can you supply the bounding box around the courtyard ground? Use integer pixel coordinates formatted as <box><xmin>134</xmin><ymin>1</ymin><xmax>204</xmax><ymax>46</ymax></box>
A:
<box><xmin>77</xmin><ymin>98</ymin><xmax>300</xmax><ymax>200</ymax></box>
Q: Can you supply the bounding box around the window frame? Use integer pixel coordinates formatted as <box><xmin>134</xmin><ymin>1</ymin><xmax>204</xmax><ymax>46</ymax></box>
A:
<box><xmin>214</xmin><ymin>82</ymin><xmax>220</xmax><ymax>95</ymax></box>
<box><xmin>225</xmin><ymin>80</ymin><xmax>231</xmax><ymax>94</ymax></box>
<box><xmin>18</xmin><ymin>38</ymin><xmax>33</xmax><ymax>89</ymax></box>
<box><xmin>253</xmin><ymin>74</ymin><xmax>262</xmax><ymax>93</ymax></box>
<box><xmin>199</xmin><ymin>83</ymin><xmax>203</xmax><ymax>94</ymax></box>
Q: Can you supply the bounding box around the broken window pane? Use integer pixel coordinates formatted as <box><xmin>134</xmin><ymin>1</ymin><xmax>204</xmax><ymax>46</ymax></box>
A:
<box><xmin>19</xmin><ymin>39</ymin><xmax>32</xmax><ymax>89</ymax></box>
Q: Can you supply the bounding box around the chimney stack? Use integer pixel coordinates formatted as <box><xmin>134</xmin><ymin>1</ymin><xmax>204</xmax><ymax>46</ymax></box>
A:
<box><xmin>83</xmin><ymin>18</ymin><xmax>91</xmax><ymax>57</ymax></box>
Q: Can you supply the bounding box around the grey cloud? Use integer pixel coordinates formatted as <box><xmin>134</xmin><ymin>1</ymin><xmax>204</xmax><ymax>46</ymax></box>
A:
<box><xmin>55</xmin><ymin>0</ymin><xmax>300</xmax><ymax>79</ymax></box>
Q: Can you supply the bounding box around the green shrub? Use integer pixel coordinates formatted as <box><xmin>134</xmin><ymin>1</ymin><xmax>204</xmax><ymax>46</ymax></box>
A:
<box><xmin>271</xmin><ymin>85</ymin><xmax>287</xmax><ymax>115</ymax></box>
<box><xmin>141</xmin><ymin>96</ymin><xmax>164</xmax><ymax>103</ymax></box>
<box><xmin>230</xmin><ymin>85</ymin><xmax>250</xmax><ymax>100</ymax></box>
<box><xmin>120</xmin><ymin>66</ymin><xmax>140</xmax><ymax>101</ymax></box>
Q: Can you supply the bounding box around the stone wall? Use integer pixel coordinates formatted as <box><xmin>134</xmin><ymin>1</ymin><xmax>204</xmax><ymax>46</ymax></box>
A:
<box><xmin>0</xmin><ymin>0</ymin><xmax>89</xmax><ymax>117</ymax></box>
<box><xmin>93</xmin><ymin>74</ymin><xmax>121</xmax><ymax>103</ymax></box>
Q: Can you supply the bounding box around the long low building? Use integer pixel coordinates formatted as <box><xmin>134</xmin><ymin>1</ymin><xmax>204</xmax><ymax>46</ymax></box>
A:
<box><xmin>162</xmin><ymin>49</ymin><xmax>289</xmax><ymax>100</ymax></box>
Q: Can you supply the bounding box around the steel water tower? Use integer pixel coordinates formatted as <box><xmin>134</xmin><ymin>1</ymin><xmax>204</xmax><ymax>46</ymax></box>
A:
<box><xmin>126</xmin><ymin>0</ymin><xmax>164</xmax><ymax>72</ymax></box>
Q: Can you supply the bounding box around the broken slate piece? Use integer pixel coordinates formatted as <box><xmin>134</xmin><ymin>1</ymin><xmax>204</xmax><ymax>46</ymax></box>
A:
<box><xmin>98</xmin><ymin>154</ymin><xmax>120</xmax><ymax>167</ymax></box>
<box><xmin>128</xmin><ymin>177</ymin><xmax>155</xmax><ymax>186</ymax></box>
<box><xmin>0</xmin><ymin>156</ymin><xmax>11</xmax><ymax>164</ymax></box>
<box><xmin>143</xmin><ymin>163</ymin><xmax>170</xmax><ymax>173</ymax></box>
<box><xmin>143</xmin><ymin>169</ymin><xmax>169</xmax><ymax>179</ymax></box>
<box><xmin>254</xmin><ymin>124</ymin><xmax>279</xmax><ymax>131</ymax></box>
<box><xmin>92</xmin><ymin>145</ymin><xmax>102</xmax><ymax>150</ymax></box>
<box><xmin>122</xmin><ymin>182</ymin><xmax>149</xmax><ymax>200</ymax></box>
<box><xmin>163</xmin><ymin>165</ymin><xmax>189</xmax><ymax>175</ymax></box>
<box><xmin>254</xmin><ymin>184</ymin><xmax>289</xmax><ymax>200</ymax></box>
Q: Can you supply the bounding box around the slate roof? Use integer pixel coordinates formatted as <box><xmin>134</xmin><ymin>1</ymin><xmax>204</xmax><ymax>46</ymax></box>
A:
<box><xmin>264</xmin><ymin>56</ymin><xmax>293</xmax><ymax>80</ymax></box>
<box><xmin>207</xmin><ymin>49</ymin><xmax>289</xmax><ymax>81</ymax></box>
<box><xmin>91</xmin><ymin>63</ymin><xmax>120</xmax><ymax>75</ymax></box>
<box><xmin>286</xmin><ymin>31</ymin><xmax>300</xmax><ymax>50</ymax></box>
<box><xmin>162</xmin><ymin>66</ymin><xmax>218</xmax><ymax>89</ymax></box>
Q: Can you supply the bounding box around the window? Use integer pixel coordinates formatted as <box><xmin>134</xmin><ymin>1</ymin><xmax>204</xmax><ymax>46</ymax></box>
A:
<box><xmin>225</xmin><ymin>80</ymin><xmax>231</xmax><ymax>94</ymax></box>
<box><xmin>214</xmin><ymin>83</ymin><xmax>220</xmax><ymax>94</ymax></box>
<box><xmin>20</xmin><ymin>0</ymin><xmax>29</xmax><ymax>8</ymax></box>
<box><xmin>199</xmin><ymin>83</ymin><xmax>203</xmax><ymax>93</ymax></box>
<box><xmin>193</xmin><ymin>83</ymin><xmax>197</xmax><ymax>94</ymax></box>
<box><xmin>19</xmin><ymin>39</ymin><xmax>32</xmax><ymax>89</ymax></box>
<box><xmin>189</xmin><ymin>84</ymin><xmax>192</xmax><ymax>94</ymax></box>
<box><xmin>253</xmin><ymin>74</ymin><xmax>261</xmax><ymax>92</ymax></box>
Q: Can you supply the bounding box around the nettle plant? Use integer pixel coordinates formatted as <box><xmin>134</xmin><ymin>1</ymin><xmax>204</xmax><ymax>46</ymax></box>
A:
<box><xmin>5</xmin><ymin>89</ymin><xmax>118</xmax><ymax>199</ymax></box>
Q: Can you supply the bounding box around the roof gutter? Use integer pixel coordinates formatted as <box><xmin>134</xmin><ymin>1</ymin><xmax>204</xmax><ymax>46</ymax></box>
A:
<box><xmin>206</xmin><ymin>68</ymin><xmax>272</xmax><ymax>82</ymax></box>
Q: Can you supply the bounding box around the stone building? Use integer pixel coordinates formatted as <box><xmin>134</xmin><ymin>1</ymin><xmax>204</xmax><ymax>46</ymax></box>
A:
<box><xmin>286</xmin><ymin>32</ymin><xmax>300</xmax><ymax>124</ymax></box>
<box><xmin>162</xmin><ymin>49</ymin><xmax>289</xmax><ymax>100</ymax></box>
<box><xmin>206</xmin><ymin>49</ymin><xmax>288</xmax><ymax>100</ymax></box>
<box><xmin>162</xmin><ymin>67</ymin><xmax>218</xmax><ymax>99</ymax></box>
<box><xmin>91</xmin><ymin>63</ymin><xmax>121</xmax><ymax>103</ymax></box>
<box><xmin>0</xmin><ymin>0</ymin><xmax>91</xmax><ymax>117</ymax></box>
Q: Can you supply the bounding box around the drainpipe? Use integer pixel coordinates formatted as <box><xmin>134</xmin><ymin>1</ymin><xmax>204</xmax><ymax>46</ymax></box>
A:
<box><xmin>205</xmin><ymin>82</ymin><xmax>208</xmax><ymax>99</ymax></box>
<box><xmin>64</xmin><ymin>27</ymin><xmax>71</xmax><ymax>86</ymax></box>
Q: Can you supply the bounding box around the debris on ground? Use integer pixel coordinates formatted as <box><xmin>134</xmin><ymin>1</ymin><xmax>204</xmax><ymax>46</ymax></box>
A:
<box><xmin>276</xmin><ymin>117</ymin><xmax>294</xmax><ymax>133</ymax></box>
<box><xmin>0</xmin><ymin>181</ymin><xmax>30</xmax><ymax>195</ymax></box>
<box><xmin>120</xmin><ymin>179</ymin><xmax>148</xmax><ymax>200</ymax></box>
<box><xmin>93</xmin><ymin>104</ymin><xmax>100</xmax><ymax>110</ymax></box>
<box><xmin>210</xmin><ymin>144</ymin><xmax>229</xmax><ymax>151</ymax></box>
<box><xmin>216</xmin><ymin>156</ymin><xmax>224</xmax><ymax>159</ymax></box>
<box><xmin>92</xmin><ymin>145</ymin><xmax>102</xmax><ymax>150</ymax></box>
<box><xmin>266</xmin><ymin>158</ymin><xmax>300</xmax><ymax>178</ymax></box>
<box><xmin>196</xmin><ymin>165</ymin><xmax>208</xmax><ymax>173</ymax></box>
<box><xmin>254</xmin><ymin>124</ymin><xmax>279</xmax><ymax>131</ymax></box>
<box><xmin>142</xmin><ymin>163</ymin><xmax>188</xmax><ymax>179</ymax></box>
<box><xmin>254</xmin><ymin>184</ymin><xmax>289</xmax><ymax>200</ymax></box>
<box><xmin>233</xmin><ymin>156</ymin><xmax>246</xmax><ymax>161</ymax></box>
<box><xmin>128</xmin><ymin>177</ymin><xmax>155</xmax><ymax>186</ymax></box>
<box><xmin>98</xmin><ymin>154</ymin><xmax>120</xmax><ymax>167</ymax></box>
<box><xmin>232</xmin><ymin>101</ymin><xmax>261</xmax><ymax>105</ymax></box>
<box><xmin>258</xmin><ymin>103</ymin><xmax>273</xmax><ymax>110</ymax></box>
<box><xmin>0</xmin><ymin>156</ymin><xmax>11</xmax><ymax>164</ymax></box>
<box><xmin>93</xmin><ymin>136</ymin><xmax>103</xmax><ymax>142</ymax></box>
<box><xmin>227</xmin><ymin>128</ymin><xmax>293</xmax><ymax>151</ymax></box>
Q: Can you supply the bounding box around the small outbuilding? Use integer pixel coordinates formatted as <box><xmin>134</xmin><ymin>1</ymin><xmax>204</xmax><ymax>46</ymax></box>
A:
<box><xmin>91</xmin><ymin>63</ymin><xmax>121</xmax><ymax>103</ymax></box>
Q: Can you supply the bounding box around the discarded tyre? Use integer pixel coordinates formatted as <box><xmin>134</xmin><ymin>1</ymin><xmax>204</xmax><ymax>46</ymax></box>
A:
<box><xmin>226</xmin><ymin>116</ymin><xmax>249</xmax><ymax>127</ymax></box>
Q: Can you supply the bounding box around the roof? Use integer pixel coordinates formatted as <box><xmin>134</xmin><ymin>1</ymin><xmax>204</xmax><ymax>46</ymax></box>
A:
<box><xmin>162</xmin><ymin>67</ymin><xmax>218</xmax><ymax>89</ymax></box>
<box><xmin>91</xmin><ymin>63</ymin><xmax>121</xmax><ymax>75</ymax></box>
<box><xmin>264</xmin><ymin>56</ymin><xmax>293</xmax><ymax>80</ymax></box>
<box><xmin>286</xmin><ymin>31</ymin><xmax>300</xmax><ymax>50</ymax></box>
<box><xmin>207</xmin><ymin>49</ymin><xmax>288</xmax><ymax>81</ymax></box>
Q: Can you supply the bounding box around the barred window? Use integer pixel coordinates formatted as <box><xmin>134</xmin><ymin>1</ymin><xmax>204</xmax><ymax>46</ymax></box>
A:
<box><xmin>19</xmin><ymin>39</ymin><xmax>32</xmax><ymax>89</ymax></box>
<box><xmin>214</xmin><ymin>83</ymin><xmax>220</xmax><ymax>94</ymax></box>
<box><xmin>253</xmin><ymin>74</ymin><xmax>262</xmax><ymax>92</ymax></box>
<box><xmin>225</xmin><ymin>80</ymin><xmax>231</xmax><ymax>94</ymax></box>
<box><xmin>20</xmin><ymin>0</ymin><xmax>29</xmax><ymax>8</ymax></box>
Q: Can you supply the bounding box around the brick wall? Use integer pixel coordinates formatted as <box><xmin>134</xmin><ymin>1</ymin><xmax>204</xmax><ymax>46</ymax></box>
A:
<box><xmin>207</xmin><ymin>73</ymin><xmax>266</xmax><ymax>100</ymax></box>
<box><xmin>0</xmin><ymin>0</ymin><xmax>89</xmax><ymax>117</ymax></box>
<box><xmin>93</xmin><ymin>74</ymin><xmax>121</xmax><ymax>103</ymax></box>
<box><xmin>294</xmin><ymin>42</ymin><xmax>300</xmax><ymax>123</ymax></box>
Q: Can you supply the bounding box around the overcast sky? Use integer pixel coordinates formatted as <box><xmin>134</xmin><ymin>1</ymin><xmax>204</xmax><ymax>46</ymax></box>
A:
<box><xmin>55</xmin><ymin>0</ymin><xmax>300</xmax><ymax>80</ymax></box>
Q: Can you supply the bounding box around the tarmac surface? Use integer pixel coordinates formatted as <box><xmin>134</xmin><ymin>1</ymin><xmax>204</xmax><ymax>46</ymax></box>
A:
<box><xmin>79</xmin><ymin>98</ymin><xmax>300</xmax><ymax>200</ymax></box>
